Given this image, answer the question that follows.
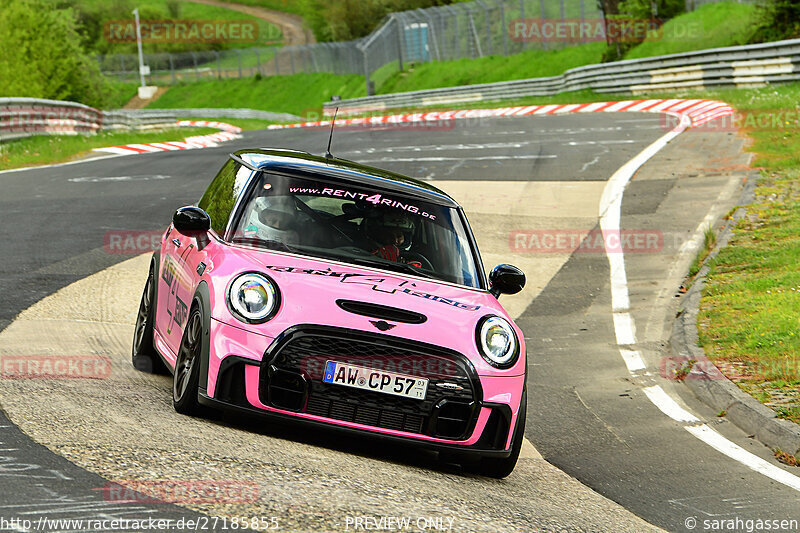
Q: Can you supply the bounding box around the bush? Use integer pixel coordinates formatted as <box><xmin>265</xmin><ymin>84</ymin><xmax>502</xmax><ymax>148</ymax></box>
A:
<box><xmin>0</xmin><ymin>0</ymin><xmax>111</xmax><ymax>107</ymax></box>
<box><xmin>751</xmin><ymin>0</ymin><xmax>800</xmax><ymax>43</ymax></box>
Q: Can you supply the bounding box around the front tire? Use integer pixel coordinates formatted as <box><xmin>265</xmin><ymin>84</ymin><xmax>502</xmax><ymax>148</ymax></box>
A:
<box><xmin>172</xmin><ymin>305</ymin><xmax>203</xmax><ymax>415</ymax></box>
<box><xmin>132</xmin><ymin>260</ymin><xmax>168</xmax><ymax>374</ymax></box>
<box><xmin>478</xmin><ymin>390</ymin><xmax>527</xmax><ymax>479</ymax></box>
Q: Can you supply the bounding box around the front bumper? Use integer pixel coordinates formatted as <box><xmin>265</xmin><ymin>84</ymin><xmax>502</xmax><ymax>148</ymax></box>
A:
<box><xmin>205</xmin><ymin>321</ymin><xmax>525</xmax><ymax>458</ymax></box>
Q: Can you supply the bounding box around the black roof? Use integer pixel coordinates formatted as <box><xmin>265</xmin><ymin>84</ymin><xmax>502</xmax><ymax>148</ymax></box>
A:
<box><xmin>231</xmin><ymin>148</ymin><xmax>460</xmax><ymax>208</ymax></box>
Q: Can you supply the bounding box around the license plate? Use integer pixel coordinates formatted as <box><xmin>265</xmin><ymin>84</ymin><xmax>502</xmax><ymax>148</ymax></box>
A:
<box><xmin>322</xmin><ymin>361</ymin><xmax>428</xmax><ymax>400</ymax></box>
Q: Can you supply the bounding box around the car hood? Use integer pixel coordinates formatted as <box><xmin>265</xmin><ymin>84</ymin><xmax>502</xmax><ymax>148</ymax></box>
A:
<box><xmin>213</xmin><ymin>247</ymin><xmax>524</xmax><ymax>376</ymax></box>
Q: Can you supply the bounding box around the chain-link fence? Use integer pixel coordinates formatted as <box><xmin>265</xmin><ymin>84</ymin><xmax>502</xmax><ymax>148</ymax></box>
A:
<box><xmin>99</xmin><ymin>0</ymin><xmax>760</xmax><ymax>93</ymax></box>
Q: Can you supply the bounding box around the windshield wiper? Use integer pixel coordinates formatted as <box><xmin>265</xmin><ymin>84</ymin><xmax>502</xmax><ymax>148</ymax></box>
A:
<box><xmin>351</xmin><ymin>257</ymin><xmax>436</xmax><ymax>279</ymax></box>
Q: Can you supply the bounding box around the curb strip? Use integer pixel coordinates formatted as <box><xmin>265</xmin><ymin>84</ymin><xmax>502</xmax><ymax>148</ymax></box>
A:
<box><xmin>92</xmin><ymin>120</ymin><xmax>242</xmax><ymax>155</ymax></box>
<box><xmin>671</xmin><ymin>171</ymin><xmax>800</xmax><ymax>457</ymax></box>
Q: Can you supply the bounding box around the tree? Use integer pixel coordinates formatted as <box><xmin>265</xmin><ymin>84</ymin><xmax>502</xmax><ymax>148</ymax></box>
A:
<box><xmin>0</xmin><ymin>0</ymin><xmax>110</xmax><ymax>107</ymax></box>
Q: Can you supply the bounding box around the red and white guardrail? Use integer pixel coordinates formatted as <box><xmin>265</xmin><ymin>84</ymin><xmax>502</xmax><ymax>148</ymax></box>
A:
<box><xmin>267</xmin><ymin>99</ymin><xmax>734</xmax><ymax>130</ymax></box>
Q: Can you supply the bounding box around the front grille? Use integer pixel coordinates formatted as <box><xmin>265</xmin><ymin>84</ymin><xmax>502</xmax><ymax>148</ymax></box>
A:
<box><xmin>259</xmin><ymin>326</ymin><xmax>481</xmax><ymax>439</ymax></box>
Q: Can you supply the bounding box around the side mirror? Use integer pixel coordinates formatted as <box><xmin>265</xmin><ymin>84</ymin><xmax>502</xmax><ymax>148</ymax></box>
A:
<box><xmin>489</xmin><ymin>264</ymin><xmax>525</xmax><ymax>298</ymax></box>
<box><xmin>173</xmin><ymin>206</ymin><xmax>211</xmax><ymax>245</ymax></box>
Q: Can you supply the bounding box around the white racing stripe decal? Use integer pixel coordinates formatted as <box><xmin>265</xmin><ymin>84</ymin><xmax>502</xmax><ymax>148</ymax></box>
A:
<box><xmin>598</xmin><ymin>110</ymin><xmax>800</xmax><ymax>491</ymax></box>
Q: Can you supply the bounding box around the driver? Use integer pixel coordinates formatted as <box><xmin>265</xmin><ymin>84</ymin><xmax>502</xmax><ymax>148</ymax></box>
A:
<box><xmin>363</xmin><ymin>209</ymin><xmax>422</xmax><ymax>267</ymax></box>
<box><xmin>243</xmin><ymin>196</ymin><xmax>299</xmax><ymax>246</ymax></box>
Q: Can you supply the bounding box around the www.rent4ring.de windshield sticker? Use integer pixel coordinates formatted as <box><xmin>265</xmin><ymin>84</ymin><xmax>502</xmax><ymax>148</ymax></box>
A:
<box><xmin>288</xmin><ymin>187</ymin><xmax>437</xmax><ymax>220</ymax></box>
<box><xmin>263</xmin><ymin>266</ymin><xmax>480</xmax><ymax>311</ymax></box>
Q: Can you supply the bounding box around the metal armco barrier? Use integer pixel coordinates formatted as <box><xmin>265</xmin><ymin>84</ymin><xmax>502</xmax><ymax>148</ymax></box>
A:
<box><xmin>0</xmin><ymin>98</ymin><xmax>177</xmax><ymax>141</ymax></box>
<box><xmin>322</xmin><ymin>38</ymin><xmax>800</xmax><ymax>114</ymax></box>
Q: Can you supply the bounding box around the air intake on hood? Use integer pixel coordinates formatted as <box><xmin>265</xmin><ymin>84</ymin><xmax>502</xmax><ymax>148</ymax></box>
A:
<box><xmin>335</xmin><ymin>299</ymin><xmax>427</xmax><ymax>324</ymax></box>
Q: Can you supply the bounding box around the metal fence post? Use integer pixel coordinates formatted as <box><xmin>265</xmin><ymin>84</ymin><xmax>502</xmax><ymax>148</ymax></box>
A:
<box><xmin>289</xmin><ymin>47</ymin><xmax>296</xmax><ymax>74</ymax></box>
<box><xmin>215</xmin><ymin>51</ymin><xmax>221</xmax><ymax>79</ymax></box>
<box><xmin>500</xmin><ymin>0</ymin><xmax>508</xmax><ymax>56</ymax></box>
<box><xmin>169</xmin><ymin>53</ymin><xmax>175</xmax><ymax>84</ymax></box>
<box><xmin>363</xmin><ymin>47</ymin><xmax>373</xmax><ymax>96</ymax></box>
<box><xmin>255</xmin><ymin>49</ymin><xmax>261</xmax><ymax>76</ymax></box>
<box><xmin>539</xmin><ymin>0</ymin><xmax>548</xmax><ymax>50</ymax></box>
<box><xmin>237</xmin><ymin>49</ymin><xmax>242</xmax><ymax>78</ymax></box>
<box><xmin>394</xmin><ymin>15</ymin><xmax>404</xmax><ymax>71</ymax></box>
<box><xmin>192</xmin><ymin>52</ymin><xmax>199</xmax><ymax>80</ymax></box>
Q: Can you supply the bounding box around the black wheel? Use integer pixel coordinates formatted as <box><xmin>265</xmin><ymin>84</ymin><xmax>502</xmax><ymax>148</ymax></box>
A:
<box><xmin>172</xmin><ymin>305</ymin><xmax>203</xmax><ymax>415</ymax></box>
<box><xmin>478</xmin><ymin>390</ymin><xmax>527</xmax><ymax>479</ymax></box>
<box><xmin>132</xmin><ymin>260</ymin><xmax>168</xmax><ymax>374</ymax></box>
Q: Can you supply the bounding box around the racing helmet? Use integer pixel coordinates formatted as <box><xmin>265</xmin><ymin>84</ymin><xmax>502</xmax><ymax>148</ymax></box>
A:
<box><xmin>252</xmin><ymin>196</ymin><xmax>297</xmax><ymax>242</ymax></box>
<box><xmin>364</xmin><ymin>209</ymin><xmax>415</xmax><ymax>250</ymax></box>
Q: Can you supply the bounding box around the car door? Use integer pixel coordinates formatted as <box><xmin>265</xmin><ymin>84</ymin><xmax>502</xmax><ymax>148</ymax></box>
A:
<box><xmin>155</xmin><ymin>228</ymin><xmax>200</xmax><ymax>364</ymax></box>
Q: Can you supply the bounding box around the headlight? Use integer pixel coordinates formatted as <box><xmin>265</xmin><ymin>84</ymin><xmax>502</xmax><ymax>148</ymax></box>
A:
<box><xmin>227</xmin><ymin>272</ymin><xmax>280</xmax><ymax>323</ymax></box>
<box><xmin>476</xmin><ymin>315</ymin><xmax>518</xmax><ymax>368</ymax></box>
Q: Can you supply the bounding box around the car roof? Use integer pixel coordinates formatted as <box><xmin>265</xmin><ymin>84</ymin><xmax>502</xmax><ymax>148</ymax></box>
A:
<box><xmin>232</xmin><ymin>148</ymin><xmax>460</xmax><ymax>208</ymax></box>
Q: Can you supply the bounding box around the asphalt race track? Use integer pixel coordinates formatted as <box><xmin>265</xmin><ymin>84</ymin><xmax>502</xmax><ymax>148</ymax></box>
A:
<box><xmin>0</xmin><ymin>112</ymin><xmax>798</xmax><ymax>532</ymax></box>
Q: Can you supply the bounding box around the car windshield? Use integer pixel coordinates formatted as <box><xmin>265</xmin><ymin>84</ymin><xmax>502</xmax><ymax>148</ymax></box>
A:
<box><xmin>228</xmin><ymin>171</ymin><xmax>483</xmax><ymax>288</ymax></box>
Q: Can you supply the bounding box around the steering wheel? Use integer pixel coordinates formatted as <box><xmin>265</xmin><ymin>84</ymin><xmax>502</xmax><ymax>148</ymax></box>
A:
<box><xmin>404</xmin><ymin>251</ymin><xmax>434</xmax><ymax>271</ymax></box>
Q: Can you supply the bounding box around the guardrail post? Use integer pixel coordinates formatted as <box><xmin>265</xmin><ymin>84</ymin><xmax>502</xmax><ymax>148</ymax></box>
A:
<box><xmin>215</xmin><ymin>51</ymin><xmax>221</xmax><ymax>79</ymax></box>
<box><xmin>289</xmin><ymin>47</ymin><xmax>296</xmax><ymax>74</ymax></box>
<box><xmin>169</xmin><ymin>53</ymin><xmax>175</xmax><ymax>84</ymax></box>
<box><xmin>255</xmin><ymin>49</ymin><xmax>261</xmax><ymax>76</ymax></box>
<box><xmin>237</xmin><ymin>49</ymin><xmax>243</xmax><ymax>78</ymax></box>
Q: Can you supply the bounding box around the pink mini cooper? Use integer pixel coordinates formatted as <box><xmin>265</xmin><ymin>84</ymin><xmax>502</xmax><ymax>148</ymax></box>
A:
<box><xmin>132</xmin><ymin>149</ymin><xmax>527</xmax><ymax>477</ymax></box>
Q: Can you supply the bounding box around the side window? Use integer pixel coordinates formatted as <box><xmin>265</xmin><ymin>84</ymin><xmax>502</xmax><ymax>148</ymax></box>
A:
<box><xmin>198</xmin><ymin>159</ymin><xmax>243</xmax><ymax>236</ymax></box>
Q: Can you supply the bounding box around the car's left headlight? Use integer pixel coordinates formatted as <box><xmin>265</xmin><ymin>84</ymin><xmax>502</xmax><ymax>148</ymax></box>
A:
<box><xmin>476</xmin><ymin>315</ymin><xmax>519</xmax><ymax>368</ymax></box>
<box><xmin>227</xmin><ymin>272</ymin><xmax>280</xmax><ymax>324</ymax></box>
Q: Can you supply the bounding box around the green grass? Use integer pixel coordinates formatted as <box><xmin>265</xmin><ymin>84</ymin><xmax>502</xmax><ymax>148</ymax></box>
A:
<box><xmin>177</xmin><ymin>0</ymin><xmax>283</xmax><ymax>45</ymax></box>
<box><xmin>80</xmin><ymin>0</ymin><xmax>282</xmax><ymax>52</ymax></box>
<box><xmin>221</xmin><ymin>0</ymin><xmax>305</xmax><ymax>16</ymax></box>
<box><xmin>0</xmin><ymin>127</ymin><xmax>216</xmax><ymax>170</ymax></box>
<box><xmin>105</xmin><ymin>81</ymin><xmax>141</xmax><ymax>109</ymax></box>
<box><xmin>376</xmin><ymin>42</ymin><xmax>606</xmax><ymax>94</ymax></box>
<box><xmin>625</xmin><ymin>2</ymin><xmax>758</xmax><ymax>59</ymax></box>
<box><xmin>183</xmin><ymin>116</ymin><xmax>277</xmax><ymax>130</ymax></box>
<box><xmin>367</xmin><ymin>1</ymin><xmax>758</xmax><ymax>94</ymax></box>
<box><xmin>147</xmin><ymin>73</ymin><xmax>365</xmax><ymax>116</ymax></box>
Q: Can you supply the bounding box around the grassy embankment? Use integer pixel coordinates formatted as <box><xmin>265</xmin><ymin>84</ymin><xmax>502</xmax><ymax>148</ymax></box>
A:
<box><xmin>144</xmin><ymin>1</ymin><xmax>756</xmax><ymax>117</ymax></box>
<box><xmin>0</xmin><ymin>127</ymin><xmax>217</xmax><ymax>171</ymax></box>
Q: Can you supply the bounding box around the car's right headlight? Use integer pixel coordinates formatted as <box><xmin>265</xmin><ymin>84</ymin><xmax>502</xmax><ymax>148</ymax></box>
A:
<box><xmin>227</xmin><ymin>272</ymin><xmax>280</xmax><ymax>324</ymax></box>
<box><xmin>476</xmin><ymin>315</ymin><xmax>519</xmax><ymax>368</ymax></box>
